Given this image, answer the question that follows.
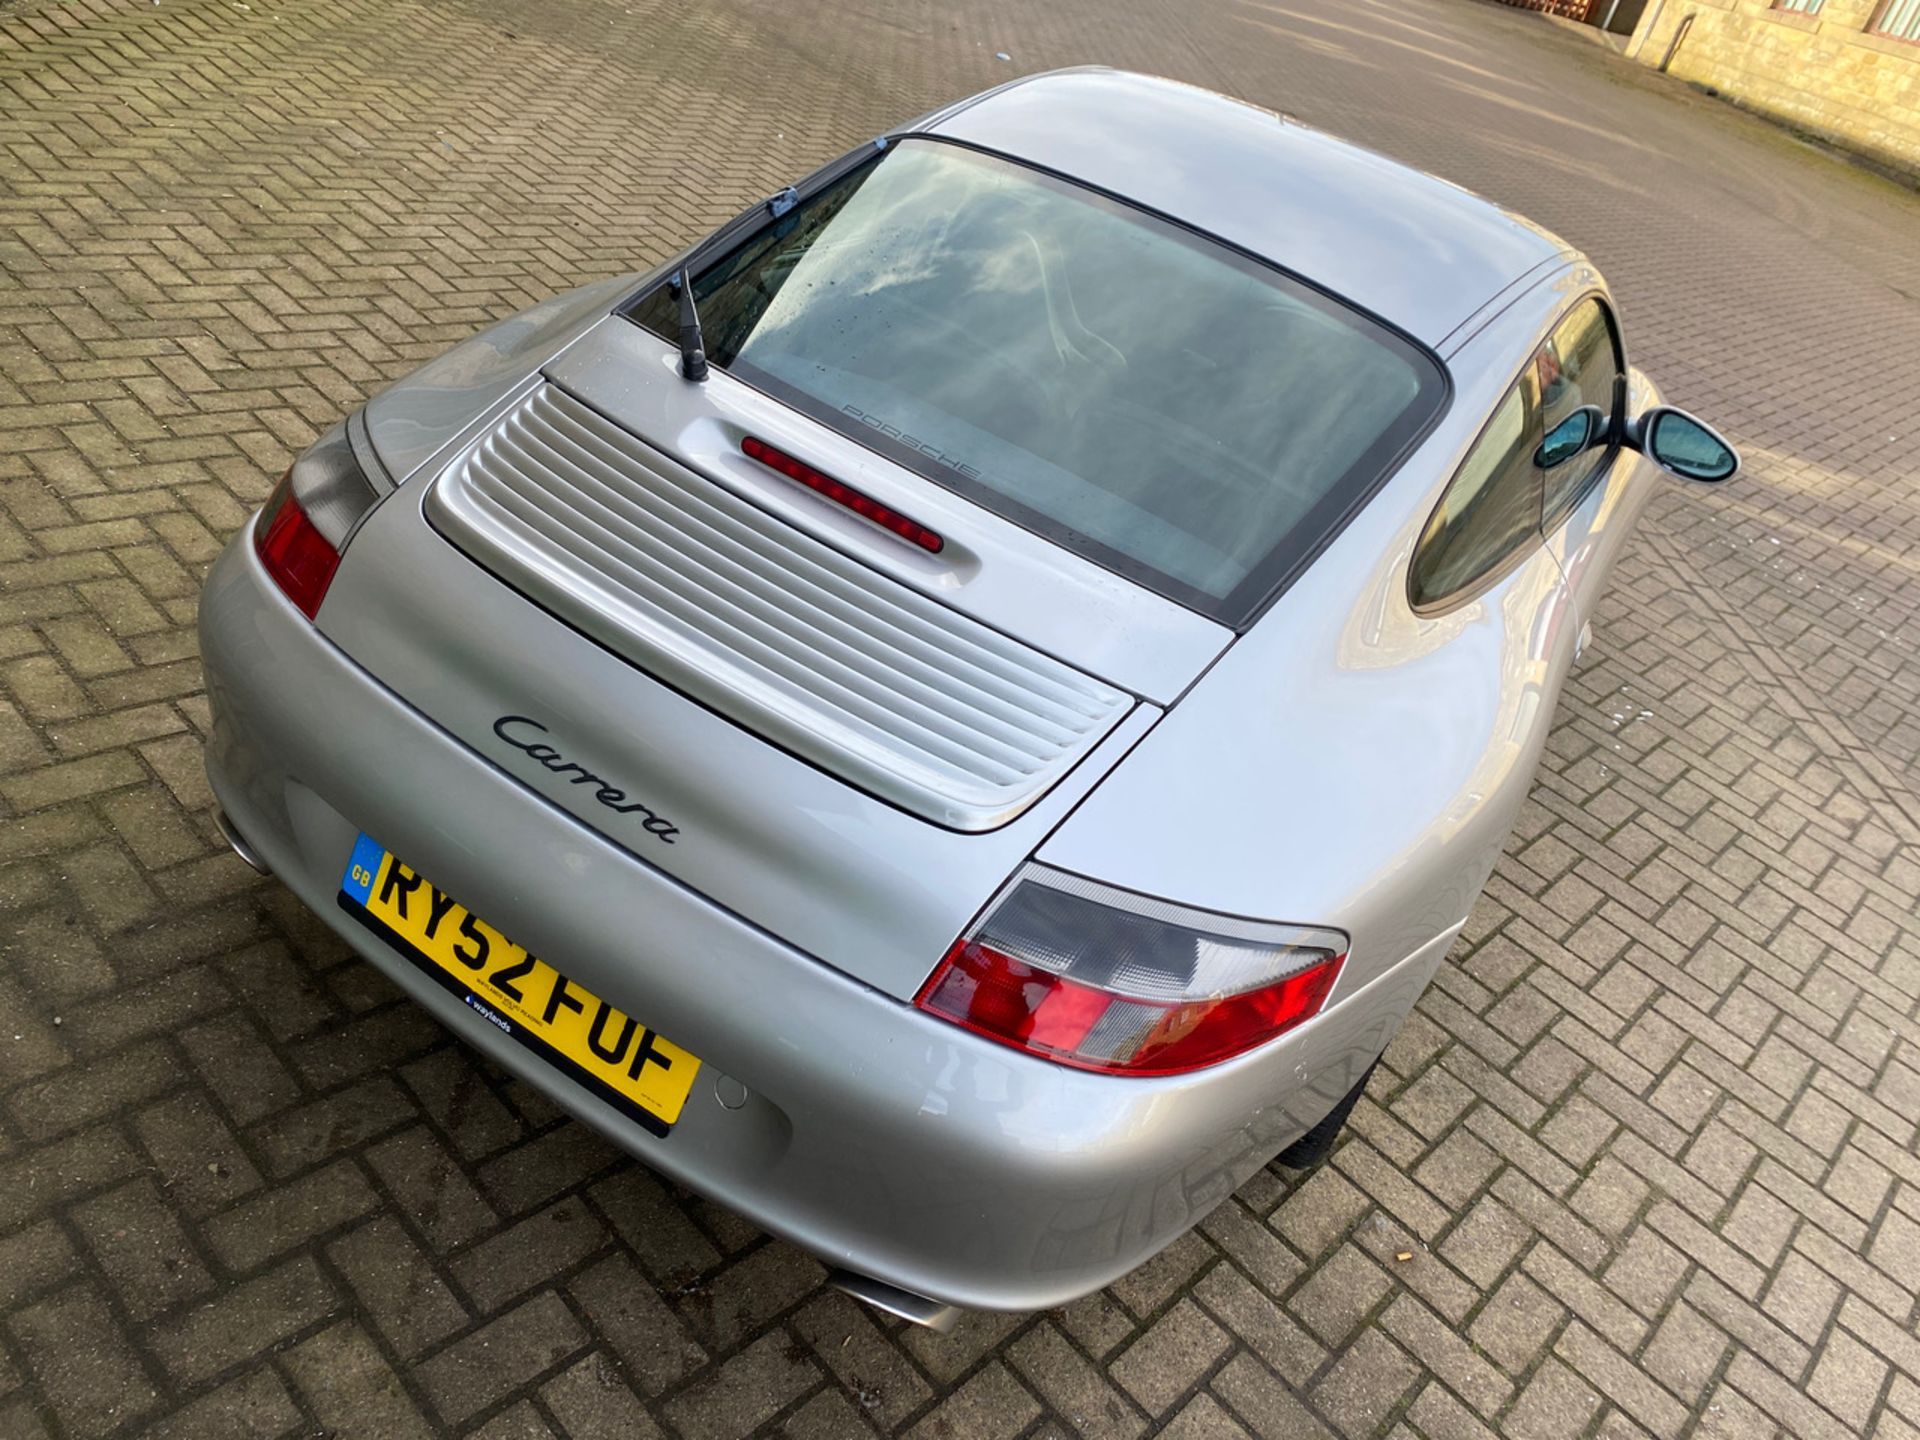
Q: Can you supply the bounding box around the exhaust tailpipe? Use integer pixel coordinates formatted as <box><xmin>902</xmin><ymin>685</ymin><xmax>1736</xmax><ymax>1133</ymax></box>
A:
<box><xmin>215</xmin><ymin>809</ymin><xmax>271</xmax><ymax>876</ymax></box>
<box><xmin>825</xmin><ymin>1268</ymin><xmax>963</xmax><ymax>1332</ymax></box>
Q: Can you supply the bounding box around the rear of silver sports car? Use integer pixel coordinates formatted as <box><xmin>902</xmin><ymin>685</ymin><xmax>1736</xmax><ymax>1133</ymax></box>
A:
<box><xmin>200</xmin><ymin>123</ymin><xmax>1456</xmax><ymax>1316</ymax></box>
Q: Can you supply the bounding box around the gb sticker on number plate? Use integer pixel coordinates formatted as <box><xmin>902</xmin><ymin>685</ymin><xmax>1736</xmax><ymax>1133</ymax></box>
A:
<box><xmin>337</xmin><ymin>833</ymin><xmax>699</xmax><ymax>1137</ymax></box>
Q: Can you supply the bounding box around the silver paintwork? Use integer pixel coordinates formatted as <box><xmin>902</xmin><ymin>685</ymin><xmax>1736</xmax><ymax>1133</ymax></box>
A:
<box><xmin>544</xmin><ymin>317</ymin><xmax>1232</xmax><ymax>704</ymax></box>
<box><xmin>315</xmin><ymin>486</ymin><xmax>1164</xmax><ymax>1000</ymax></box>
<box><xmin>198</xmin><ymin>69</ymin><xmax>1720</xmax><ymax>1313</ymax></box>
<box><xmin>928</xmin><ymin>69</ymin><xmax>1572</xmax><ymax>346</ymax></box>
<box><xmin>198</xmin><ymin>534</ymin><xmax>1433</xmax><ymax>1309</ymax></box>
<box><xmin>361</xmin><ymin>270</ymin><xmax>644</xmax><ymax>484</ymax></box>
<box><xmin>1038</xmin><ymin>265</ymin><xmax>1662</xmax><ymax>1002</ymax></box>
<box><xmin>432</xmin><ymin>382</ymin><xmax>1133</xmax><ymax>830</ymax></box>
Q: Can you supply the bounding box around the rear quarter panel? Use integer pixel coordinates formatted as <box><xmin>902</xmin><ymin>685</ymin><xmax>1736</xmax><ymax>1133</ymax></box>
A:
<box><xmin>1037</xmin><ymin>281</ymin><xmax>1601</xmax><ymax>998</ymax></box>
<box><xmin>1550</xmin><ymin>364</ymin><xmax>1665</xmax><ymax>626</ymax></box>
<box><xmin>362</xmin><ymin>272</ymin><xmax>647</xmax><ymax>483</ymax></box>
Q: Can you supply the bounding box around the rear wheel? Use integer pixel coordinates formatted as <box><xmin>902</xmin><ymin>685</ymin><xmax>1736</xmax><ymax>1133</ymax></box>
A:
<box><xmin>1276</xmin><ymin>1059</ymin><xmax>1378</xmax><ymax>1169</ymax></box>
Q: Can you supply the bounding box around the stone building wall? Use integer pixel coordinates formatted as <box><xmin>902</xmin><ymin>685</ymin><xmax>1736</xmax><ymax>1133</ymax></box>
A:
<box><xmin>1625</xmin><ymin>0</ymin><xmax>1920</xmax><ymax>175</ymax></box>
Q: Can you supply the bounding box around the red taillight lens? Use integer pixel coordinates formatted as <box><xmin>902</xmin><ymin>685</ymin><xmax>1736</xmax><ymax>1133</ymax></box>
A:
<box><xmin>915</xmin><ymin>868</ymin><xmax>1347</xmax><ymax>1077</ymax></box>
<box><xmin>255</xmin><ymin>476</ymin><xmax>341</xmax><ymax>619</ymax></box>
<box><xmin>742</xmin><ymin>435</ymin><xmax>944</xmax><ymax>553</ymax></box>
<box><xmin>252</xmin><ymin>419</ymin><xmax>381</xmax><ymax>619</ymax></box>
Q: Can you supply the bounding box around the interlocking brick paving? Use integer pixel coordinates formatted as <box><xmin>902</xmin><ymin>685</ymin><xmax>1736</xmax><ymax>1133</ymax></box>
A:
<box><xmin>3</xmin><ymin>0</ymin><xmax>1919</xmax><ymax>1434</ymax></box>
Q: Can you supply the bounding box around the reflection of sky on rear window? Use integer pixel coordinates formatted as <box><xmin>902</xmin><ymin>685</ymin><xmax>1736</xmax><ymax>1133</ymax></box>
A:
<box><xmin>726</xmin><ymin>141</ymin><xmax>1428</xmax><ymax>604</ymax></box>
<box><xmin>749</xmin><ymin>161</ymin><xmax>980</xmax><ymax>341</ymax></box>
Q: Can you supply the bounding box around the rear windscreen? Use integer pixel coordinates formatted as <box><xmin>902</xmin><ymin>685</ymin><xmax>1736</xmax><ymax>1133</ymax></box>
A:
<box><xmin>627</xmin><ymin>139</ymin><xmax>1447</xmax><ymax>625</ymax></box>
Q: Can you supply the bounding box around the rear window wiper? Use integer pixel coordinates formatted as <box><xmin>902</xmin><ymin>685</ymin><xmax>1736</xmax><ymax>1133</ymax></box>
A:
<box><xmin>670</xmin><ymin>267</ymin><xmax>708</xmax><ymax>383</ymax></box>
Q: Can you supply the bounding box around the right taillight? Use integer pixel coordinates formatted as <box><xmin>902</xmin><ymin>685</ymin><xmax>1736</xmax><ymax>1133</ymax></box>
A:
<box><xmin>254</xmin><ymin>420</ymin><xmax>381</xmax><ymax>619</ymax></box>
<box><xmin>915</xmin><ymin>866</ymin><xmax>1346</xmax><ymax>1077</ymax></box>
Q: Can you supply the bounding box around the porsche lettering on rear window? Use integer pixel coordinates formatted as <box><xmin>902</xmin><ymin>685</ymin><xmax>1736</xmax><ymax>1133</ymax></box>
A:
<box><xmin>626</xmin><ymin>139</ymin><xmax>1447</xmax><ymax>626</ymax></box>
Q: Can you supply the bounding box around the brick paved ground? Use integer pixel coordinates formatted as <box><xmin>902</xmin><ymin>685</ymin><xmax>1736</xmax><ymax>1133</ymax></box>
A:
<box><xmin>3</xmin><ymin>0</ymin><xmax>1919</xmax><ymax>1435</ymax></box>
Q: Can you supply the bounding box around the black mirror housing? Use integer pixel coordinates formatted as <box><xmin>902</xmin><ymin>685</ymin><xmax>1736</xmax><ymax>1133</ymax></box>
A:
<box><xmin>1628</xmin><ymin>405</ymin><xmax>1739</xmax><ymax>483</ymax></box>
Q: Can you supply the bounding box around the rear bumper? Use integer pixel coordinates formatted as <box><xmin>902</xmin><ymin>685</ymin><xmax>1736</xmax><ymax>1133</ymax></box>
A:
<box><xmin>200</xmin><ymin>530</ymin><xmax>1451</xmax><ymax>1311</ymax></box>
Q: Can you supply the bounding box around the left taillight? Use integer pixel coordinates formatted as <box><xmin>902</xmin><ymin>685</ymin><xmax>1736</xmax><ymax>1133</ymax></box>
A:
<box><xmin>254</xmin><ymin>420</ymin><xmax>381</xmax><ymax>619</ymax></box>
<box><xmin>915</xmin><ymin>866</ymin><xmax>1347</xmax><ymax>1077</ymax></box>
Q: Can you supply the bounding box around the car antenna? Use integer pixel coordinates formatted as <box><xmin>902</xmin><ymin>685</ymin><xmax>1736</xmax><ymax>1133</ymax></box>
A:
<box><xmin>673</xmin><ymin>266</ymin><xmax>709</xmax><ymax>382</ymax></box>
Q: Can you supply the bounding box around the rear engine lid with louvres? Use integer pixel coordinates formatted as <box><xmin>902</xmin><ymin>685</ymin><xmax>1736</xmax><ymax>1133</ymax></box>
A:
<box><xmin>424</xmin><ymin>382</ymin><xmax>1133</xmax><ymax>831</ymax></box>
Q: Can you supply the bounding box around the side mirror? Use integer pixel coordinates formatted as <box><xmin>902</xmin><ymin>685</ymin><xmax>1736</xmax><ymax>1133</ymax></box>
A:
<box><xmin>1536</xmin><ymin>405</ymin><xmax>1604</xmax><ymax>470</ymax></box>
<box><xmin>1629</xmin><ymin>406</ymin><xmax>1739</xmax><ymax>483</ymax></box>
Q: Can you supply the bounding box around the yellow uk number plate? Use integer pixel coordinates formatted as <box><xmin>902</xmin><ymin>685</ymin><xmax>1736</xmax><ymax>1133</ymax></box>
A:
<box><xmin>337</xmin><ymin>834</ymin><xmax>699</xmax><ymax>1137</ymax></box>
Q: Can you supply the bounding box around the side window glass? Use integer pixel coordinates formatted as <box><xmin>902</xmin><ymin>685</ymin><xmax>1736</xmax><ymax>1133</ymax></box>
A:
<box><xmin>1538</xmin><ymin>300</ymin><xmax>1622</xmax><ymax>522</ymax></box>
<box><xmin>1409</xmin><ymin>369</ymin><xmax>1543</xmax><ymax>609</ymax></box>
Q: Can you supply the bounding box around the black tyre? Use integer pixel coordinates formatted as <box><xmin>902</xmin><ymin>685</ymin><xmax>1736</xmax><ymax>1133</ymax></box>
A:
<box><xmin>1275</xmin><ymin>1059</ymin><xmax>1378</xmax><ymax>1169</ymax></box>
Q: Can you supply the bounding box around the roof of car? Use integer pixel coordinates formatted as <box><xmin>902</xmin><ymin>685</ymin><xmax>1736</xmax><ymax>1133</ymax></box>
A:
<box><xmin>925</xmin><ymin>68</ymin><xmax>1572</xmax><ymax>349</ymax></box>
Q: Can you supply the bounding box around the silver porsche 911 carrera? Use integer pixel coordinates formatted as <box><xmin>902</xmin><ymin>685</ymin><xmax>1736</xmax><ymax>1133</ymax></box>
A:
<box><xmin>199</xmin><ymin>68</ymin><xmax>1737</xmax><ymax>1327</ymax></box>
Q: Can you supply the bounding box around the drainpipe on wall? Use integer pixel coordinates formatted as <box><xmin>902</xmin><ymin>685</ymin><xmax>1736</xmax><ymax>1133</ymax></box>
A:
<box><xmin>1660</xmin><ymin>11</ymin><xmax>1697</xmax><ymax>71</ymax></box>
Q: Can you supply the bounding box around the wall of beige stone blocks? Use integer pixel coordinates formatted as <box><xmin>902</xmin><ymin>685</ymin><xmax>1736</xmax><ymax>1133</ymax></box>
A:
<box><xmin>1627</xmin><ymin>0</ymin><xmax>1920</xmax><ymax>175</ymax></box>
